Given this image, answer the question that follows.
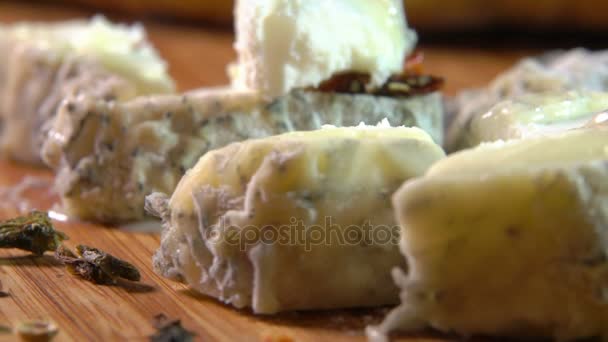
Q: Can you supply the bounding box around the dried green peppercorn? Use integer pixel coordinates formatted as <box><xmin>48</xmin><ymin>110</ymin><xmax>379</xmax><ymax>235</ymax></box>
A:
<box><xmin>0</xmin><ymin>211</ymin><xmax>68</xmax><ymax>256</ymax></box>
<box><xmin>55</xmin><ymin>245</ymin><xmax>140</xmax><ymax>285</ymax></box>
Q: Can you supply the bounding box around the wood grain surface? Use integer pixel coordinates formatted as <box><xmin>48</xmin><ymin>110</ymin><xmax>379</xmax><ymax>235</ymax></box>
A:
<box><xmin>0</xmin><ymin>1</ymin><xmax>536</xmax><ymax>341</ymax></box>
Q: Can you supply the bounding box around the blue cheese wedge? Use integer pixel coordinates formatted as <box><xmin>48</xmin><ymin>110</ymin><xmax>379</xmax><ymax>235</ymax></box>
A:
<box><xmin>456</xmin><ymin>90</ymin><xmax>608</xmax><ymax>148</ymax></box>
<box><xmin>146</xmin><ymin>125</ymin><xmax>444</xmax><ymax>313</ymax></box>
<box><xmin>369</xmin><ymin>127</ymin><xmax>608</xmax><ymax>341</ymax></box>
<box><xmin>42</xmin><ymin>88</ymin><xmax>443</xmax><ymax>222</ymax></box>
<box><xmin>0</xmin><ymin>16</ymin><xmax>174</xmax><ymax>164</ymax></box>
<box><xmin>231</xmin><ymin>0</ymin><xmax>416</xmax><ymax>98</ymax></box>
<box><xmin>448</xmin><ymin>49</ymin><xmax>608</xmax><ymax>151</ymax></box>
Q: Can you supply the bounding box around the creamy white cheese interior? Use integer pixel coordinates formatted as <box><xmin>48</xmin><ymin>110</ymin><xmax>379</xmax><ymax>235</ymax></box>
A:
<box><xmin>447</xmin><ymin>49</ymin><xmax>608</xmax><ymax>151</ymax></box>
<box><xmin>231</xmin><ymin>0</ymin><xmax>416</xmax><ymax>98</ymax></box>
<box><xmin>462</xmin><ymin>91</ymin><xmax>608</xmax><ymax>147</ymax></box>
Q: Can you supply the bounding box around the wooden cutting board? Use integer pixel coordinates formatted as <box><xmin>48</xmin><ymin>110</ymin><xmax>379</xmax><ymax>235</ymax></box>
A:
<box><xmin>0</xmin><ymin>1</ymin><xmax>535</xmax><ymax>341</ymax></box>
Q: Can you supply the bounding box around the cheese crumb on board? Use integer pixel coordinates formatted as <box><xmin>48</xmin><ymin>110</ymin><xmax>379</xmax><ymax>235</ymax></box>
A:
<box><xmin>147</xmin><ymin>125</ymin><xmax>445</xmax><ymax>313</ymax></box>
<box><xmin>370</xmin><ymin>127</ymin><xmax>608</xmax><ymax>341</ymax></box>
<box><xmin>231</xmin><ymin>0</ymin><xmax>416</xmax><ymax>98</ymax></box>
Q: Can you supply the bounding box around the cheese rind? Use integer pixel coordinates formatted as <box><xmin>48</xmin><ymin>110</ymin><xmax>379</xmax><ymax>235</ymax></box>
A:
<box><xmin>148</xmin><ymin>126</ymin><xmax>445</xmax><ymax>313</ymax></box>
<box><xmin>371</xmin><ymin>128</ymin><xmax>608</xmax><ymax>341</ymax></box>
<box><xmin>42</xmin><ymin>89</ymin><xmax>443</xmax><ymax>222</ymax></box>
<box><xmin>232</xmin><ymin>0</ymin><xmax>416</xmax><ymax>98</ymax></box>
<box><xmin>0</xmin><ymin>16</ymin><xmax>174</xmax><ymax>164</ymax></box>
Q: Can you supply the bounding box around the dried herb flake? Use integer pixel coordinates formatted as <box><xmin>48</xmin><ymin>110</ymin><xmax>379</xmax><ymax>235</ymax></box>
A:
<box><xmin>55</xmin><ymin>245</ymin><xmax>140</xmax><ymax>285</ymax></box>
<box><xmin>0</xmin><ymin>211</ymin><xmax>68</xmax><ymax>256</ymax></box>
<box><xmin>313</xmin><ymin>66</ymin><xmax>443</xmax><ymax>98</ymax></box>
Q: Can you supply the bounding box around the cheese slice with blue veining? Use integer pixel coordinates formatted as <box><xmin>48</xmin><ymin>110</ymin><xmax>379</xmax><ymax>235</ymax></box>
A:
<box><xmin>370</xmin><ymin>127</ymin><xmax>608</xmax><ymax>341</ymax></box>
<box><xmin>146</xmin><ymin>124</ymin><xmax>444</xmax><ymax>313</ymax></box>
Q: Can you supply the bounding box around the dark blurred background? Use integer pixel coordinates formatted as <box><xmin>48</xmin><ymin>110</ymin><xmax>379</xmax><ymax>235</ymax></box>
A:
<box><xmin>36</xmin><ymin>0</ymin><xmax>608</xmax><ymax>46</ymax></box>
<box><xmin>35</xmin><ymin>0</ymin><xmax>608</xmax><ymax>30</ymax></box>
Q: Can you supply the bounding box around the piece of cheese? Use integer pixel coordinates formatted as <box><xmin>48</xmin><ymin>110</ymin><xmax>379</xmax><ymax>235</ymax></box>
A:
<box><xmin>447</xmin><ymin>48</ymin><xmax>608</xmax><ymax>151</ymax></box>
<box><xmin>41</xmin><ymin>88</ymin><xmax>443</xmax><ymax>223</ymax></box>
<box><xmin>146</xmin><ymin>126</ymin><xmax>445</xmax><ymax>313</ymax></box>
<box><xmin>369</xmin><ymin>127</ymin><xmax>608</xmax><ymax>341</ymax></box>
<box><xmin>0</xmin><ymin>16</ymin><xmax>174</xmax><ymax>164</ymax></box>
<box><xmin>457</xmin><ymin>90</ymin><xmax>608</xmax><ymax>148</ymax></box>
<box><xmin>231</xmin><ymin>0</ymin><xmax>416</xmax><ymax>98</ymax></box>
<box><xmin>2</xmin><ymin>16</ymin><xmax>173</xmax><ymax>94</ymax></box>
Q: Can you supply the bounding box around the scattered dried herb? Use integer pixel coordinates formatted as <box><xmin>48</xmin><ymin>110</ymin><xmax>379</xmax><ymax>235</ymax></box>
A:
<box><xmin>150</xmin><ymin>314</ymin><xmax>195</xmax><ymax>342</ymax></box>
<box><xmin>0</xmin><ymin>324</ymin><xmax>10</xmax><ymax>334</ymax></box>
<box><xmin>16</xmin><ymin>320</ymin><xmax>58</xmax><ymax>342</ymax></box>
<box><xmin>55</xmin><ymin>245</ymin><xmax>140</xmax><ymax>285</ymax></box>
<box><xmin>0</xmin><ymin>211</ymin><xmax>68</xmax><ymax>256</ymax></box>
<box><xmin>316</xmin><ymin>72</ymin><xmax>371</xmax><ymax>93</ymax></box>
<box><xmin>375</xmin><ymin>74</ymin><xmax>444</xmax><ymax>98</ymax></box>
<box><xmin>313</xmin><ymin>71</ymin><xmax>443</xmax><ymax>98</ymax></box>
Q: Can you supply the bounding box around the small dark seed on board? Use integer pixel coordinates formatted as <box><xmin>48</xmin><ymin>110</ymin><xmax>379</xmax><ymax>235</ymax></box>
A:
<box><xmin>150</xmin><ymin>314</ymin><xmax>195</xmax><ymax>342</ymax></box>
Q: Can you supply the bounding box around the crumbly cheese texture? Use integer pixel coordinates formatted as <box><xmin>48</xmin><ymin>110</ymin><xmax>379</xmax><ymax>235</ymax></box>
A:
<box><xmin>231</xmin><ymin>0</ymin><xmax>416</xmax><ymax>98</ymax></box>
<box><xmin>447</xmin><ymin>49</ymin><xmax>608</xmax><ymax>151</ymax></box>
<box><xmin>42</xmin><ymin>88</ymin><xmax>443</xmax><ymax>223</ymax></box>
<box><xmin>147</xmin><ymin>127</ymin><xmax>445</xmax><ymax>313</ymax></box>
<box><xmin>458</xmin><ymin>90</ymin><xmax>608</xmax><ymax>148</ymax></box>
<box><xmin>0</xmin><ymin>16</ymin><xmax>174</xmax><ymax>164</ymax></box>
<box><xmin>369</xmin><ymin>127</ymin><xmax>608</xmax><ymax>341</ymax></box>
<box><xmin>2</xmin><ymin>16</ymin><xmax>174</xmax><ymax>94</ymax></box>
